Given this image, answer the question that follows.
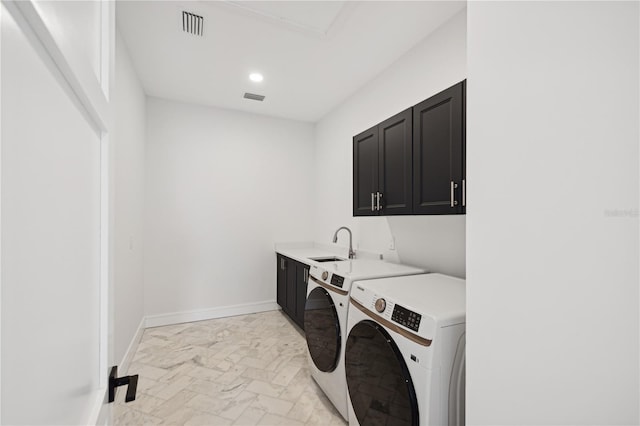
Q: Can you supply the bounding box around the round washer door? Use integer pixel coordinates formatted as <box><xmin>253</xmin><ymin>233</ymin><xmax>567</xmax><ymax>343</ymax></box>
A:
<box><xmin>345</xmin><ymin>320</ymin><xmax>418</xmax><ymax>426</ymax></box>
<box><xmin>304</xmin><ymin>287</ymin><xmax>341</xmax><ymax>372</ymax></box>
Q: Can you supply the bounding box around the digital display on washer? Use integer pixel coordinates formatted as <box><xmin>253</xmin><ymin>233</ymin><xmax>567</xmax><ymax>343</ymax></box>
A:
<box><xmin>391</xmin><ymin>304</ymin><xmax>421</xmax><ymax>332</ymax></box>
<box><xmin>330</xmin><ymin>274</ymin><xmax>344</xmax><ymax>288</ymax></box>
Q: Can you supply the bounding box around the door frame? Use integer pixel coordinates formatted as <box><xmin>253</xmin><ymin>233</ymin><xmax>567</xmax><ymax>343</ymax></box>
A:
<box><xmin>0</xmin><ymin>1</ymin><xmax>114</xmax><ymax>423</ymax></box>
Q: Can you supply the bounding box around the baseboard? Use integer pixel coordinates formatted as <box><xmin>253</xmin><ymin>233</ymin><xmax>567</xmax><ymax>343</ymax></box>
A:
<box><xmin>144</xmin><ymin>300</ymin><xmax>279</xmax><ymax>329</ymax></box>
<box><xmin>119</xmin><ymin>317</ymin><xmax>145</xmax><ymax>375</ymax></box>
<box><xmin>86</xmin><ymin>387</ymin><xmax>109</xmax><ymax>426</ymax></box>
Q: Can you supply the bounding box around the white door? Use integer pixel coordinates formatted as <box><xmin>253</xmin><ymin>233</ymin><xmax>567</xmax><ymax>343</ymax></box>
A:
<box><xmin>1</xmin><ymin>1</ymin><xmax>114</xmax><ymax>424</ymax></box>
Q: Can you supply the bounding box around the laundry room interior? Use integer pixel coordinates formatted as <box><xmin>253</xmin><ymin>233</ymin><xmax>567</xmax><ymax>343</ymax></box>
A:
<box><xmin>0</xmin><ymin>1</ymin><xmax>638</xmax><ymax>425</ymax></box>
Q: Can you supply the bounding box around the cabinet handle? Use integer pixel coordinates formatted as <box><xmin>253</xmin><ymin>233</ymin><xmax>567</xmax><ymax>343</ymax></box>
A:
<box><xmin>462</xmin><ymin>179</ymin><xmax>466</xmax><ymax>207</ymax></box>
<box><xmin>450</xmin><ymin>181</ymin><xmax>454</xmax><ymax>207</ymax></box>
<box><xmin>371</xmin><ymin>193</ymin><xmax>375</xmax><ymax>211</ymax></box>
<box><xmin>450</xmin><ymin>181</ymin><xmax>459</xmax><ymax>207</ymax></box>
<box><xmin>304</xmin><ymin>269</ymin><xmax>308</xmax><ymax>283</ymax></box>
<box><xmin>280</xmin><ymin>258</ymin><xmax>285</xmax><ymax>270</ymax></box>
<box><xmin>376</xmin><ymin>192</ymin><xmax>382</xmax><ymax>210</ymax></box>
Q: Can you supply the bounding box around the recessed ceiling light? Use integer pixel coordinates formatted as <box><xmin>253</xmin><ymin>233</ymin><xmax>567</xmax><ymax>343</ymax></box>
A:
<box><xmin>249</xmin><ymin>73</ymin><xmax>264</xmax><ymax>82</ymax></box>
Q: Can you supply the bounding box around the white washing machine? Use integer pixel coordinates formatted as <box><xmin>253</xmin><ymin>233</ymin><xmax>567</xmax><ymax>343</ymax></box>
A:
<box><xmin>303</xmin><ymin>259</ymin><xmax>425</xmax><ymax>420</ymax></box>
<box><xmin>345</xmin><ymin>273</ymin><xmax>466</xmax><ymax>426</ymax></box>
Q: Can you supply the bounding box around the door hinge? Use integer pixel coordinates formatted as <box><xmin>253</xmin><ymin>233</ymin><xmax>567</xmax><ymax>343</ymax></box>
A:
<box><xmin>108</xmin><ymin>366</ymin><xmax>138</xmax><ymax>403</ymax></box>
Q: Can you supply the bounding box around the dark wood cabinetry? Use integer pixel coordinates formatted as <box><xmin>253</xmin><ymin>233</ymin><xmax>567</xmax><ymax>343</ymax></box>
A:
<box><xmin>353</xmin><ymin>80</ymin><xmax>465</xmax><ymax>216</ymax></box>
<box><xmin>276</xmin><ymin>254</ymin><xmax>309</xmax><ymax>330</ymax></box>
<box><xmin>277</xmin><ymin>254</ymin><xmax>287</xmax><ymax>308</ymax></box>
<box><xmin>413</xmin><ymin>81</ymin><xmax>465</xmax><ymax>214</ymax></box>
<box><xmin>353</xmin><ymin>108</ymin><xmax>413</xmax><ymax>216</ymax></box>
<box><xmin>353</xmin><ymin>126</ymin><xmax>378</xmax><ymax>216</ymax></box>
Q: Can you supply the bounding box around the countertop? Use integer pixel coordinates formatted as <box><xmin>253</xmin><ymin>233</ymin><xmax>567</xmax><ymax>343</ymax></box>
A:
<box><xmin>274</xmin><ymin>241</ymin><xmax>382</xmax><ymax>267</ymax></box>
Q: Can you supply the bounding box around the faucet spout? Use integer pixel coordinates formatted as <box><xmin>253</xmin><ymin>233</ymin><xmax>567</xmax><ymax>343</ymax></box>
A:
<box><xmin>332</xmin><ymin>226</ymin><xmax>356</xmax><ymax>259</ymax></box>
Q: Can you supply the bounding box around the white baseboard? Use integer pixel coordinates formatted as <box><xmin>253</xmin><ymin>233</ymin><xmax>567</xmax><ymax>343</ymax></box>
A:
<box><xmin>86</xmin><ymin>387</ymin><xmax>109</xmax><ymax>426</ymax></box>
<box><xmin>144</xmin><ymin>300</ymin><xmax>279</xmax><ymax>329</ymax></box>
<box><xmin>119</xmin><ymin>317</ymin><xmax>145</xmax><ymax>375</ymax></box>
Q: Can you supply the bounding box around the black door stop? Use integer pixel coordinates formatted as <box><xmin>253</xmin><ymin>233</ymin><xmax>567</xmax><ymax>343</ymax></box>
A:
<box><xmin>108</xmin><ymin>366</ymin><xmax>138</xmax><ymax>403</ymax></box>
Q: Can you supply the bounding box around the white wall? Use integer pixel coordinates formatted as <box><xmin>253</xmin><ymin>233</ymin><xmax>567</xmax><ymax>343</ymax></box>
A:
<box><xmin>144</xmin><ymin>98</ymin><xmax>315</xmax><ymax>319</ymax></box>
<box><xmin>314</xmin><ymin>9</ymin><xmax>466</xmax><ymax>277</ymax></box>
<box><xmin>32</xmin><ymin>0</ymin><xmax>102</xmax><ymax>81</ymax></box>
<box><xmin>467</xmin><ymin>2</ymin><xmax>639</xmax><ymax>424</ymax></box>
<box><xmin>2</xmin><ymin>5</ymin><xmax>102</xmax><ymax>423</ymax></box>
<box><xmin>112</xmin><ymin>31</ymin><xmax>146</xmax><ymax>365</ymax></box>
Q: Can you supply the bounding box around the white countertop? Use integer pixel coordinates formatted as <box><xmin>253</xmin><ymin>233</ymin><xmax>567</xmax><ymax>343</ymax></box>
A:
<box><xmin>274</xmin><ymin>241</ymin><xmax>382</xmax><ymax>267</ymax></box>
<box><xmin>316</xmin><ymin>258</ymin><xmax>425</xmax><ymax>280</ymax></box>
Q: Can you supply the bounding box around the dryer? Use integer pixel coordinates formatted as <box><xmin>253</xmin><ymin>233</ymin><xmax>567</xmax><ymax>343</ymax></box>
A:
<box><xmin>345</xmin><ymin>273</ymin><xmax>466</xmax><ymax>426</ymax></box>
<box><xmin>303</xmin><ymin>259</ymin><xmax>425</xmax><ymax>420</ymax></box>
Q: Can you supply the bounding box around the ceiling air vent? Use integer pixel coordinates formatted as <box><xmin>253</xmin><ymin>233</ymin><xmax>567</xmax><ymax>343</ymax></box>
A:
<box><xmin>244</xmin><ymin>92</ymin><xmax>265</xmax><ymax>102</ymax></box>
<box><xmin>182</xmin><ymin>11</ymin><xmax>203</xmax><ymax>36</ymax></box>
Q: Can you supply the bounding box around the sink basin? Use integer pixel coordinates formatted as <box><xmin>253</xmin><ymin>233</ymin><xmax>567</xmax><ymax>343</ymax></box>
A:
<box><xmin>309</xmin><ymin>256</ymin><xmax>347</xmax><ymax>263</ymax></box>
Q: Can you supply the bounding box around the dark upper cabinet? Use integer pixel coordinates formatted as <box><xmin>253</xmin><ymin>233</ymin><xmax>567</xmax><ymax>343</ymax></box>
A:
<box><xmin>353</xmin><ymin>108</ymin><xmax>413</xmax><ymax>216</ymax></box>
<box><xmin>413</xmin><ymin>81</ymin><xmax>465</xmax><ymax>214</ymax></box>
<box><xmin>353</xmin><ymin>80</ymin><xmax>465</xmax><ymax>216</ymax></box>
<box><xmin>353</xmin><ymin>126</ymin><xmax>378</xmax><ymax>216</ymax></box>
<box><xmin>276</xmin><ymin>254</ymin><xmax>309</xmax><ymax>330</ymax></box>
<box><xmin>379</xmin><ymin>109</ymin><xmax>413</xmax><ymax>214</ymax></box>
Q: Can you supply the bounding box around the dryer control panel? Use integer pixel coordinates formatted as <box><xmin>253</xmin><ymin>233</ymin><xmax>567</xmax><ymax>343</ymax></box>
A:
<box><xmin>391</xmin><ymin>304</ymin><xmax>422</xmax><ymax>332</ymax></box>
<box><xmin>351</xmin><ymin>283</ymin><xmax>436</xmax><ymax>341</ymax></box>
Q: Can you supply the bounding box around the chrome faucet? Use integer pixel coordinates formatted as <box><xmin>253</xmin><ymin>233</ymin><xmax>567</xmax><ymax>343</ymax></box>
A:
<box><xmin>332</xmin><ymin>226</ymin><xmax>356</xmax><ymax>259</ymax></box>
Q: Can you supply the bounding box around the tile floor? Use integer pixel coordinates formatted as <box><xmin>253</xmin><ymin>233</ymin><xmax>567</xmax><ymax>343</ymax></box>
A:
<box><xmin>115</xmin><ymin>310</ymin><xmax>347</xmax><ymax>425</ymax></box>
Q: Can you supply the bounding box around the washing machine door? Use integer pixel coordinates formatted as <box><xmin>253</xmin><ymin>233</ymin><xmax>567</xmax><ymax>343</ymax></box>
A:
<box><xmin>345</xmin><ymin>320</ymin><xmax>418</xmax><ymax>426</ymax></box>
<box><xmin>304</xmin><ymin>287</ymin><xmax>341</xmax><ymax>372</ymax></box>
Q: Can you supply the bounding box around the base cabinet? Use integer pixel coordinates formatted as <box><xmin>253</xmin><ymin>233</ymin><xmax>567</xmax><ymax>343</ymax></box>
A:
<box><xmin>276</xmin><ymin>254</ymin><xmax>309</xmax><ymax>330</ymax></box>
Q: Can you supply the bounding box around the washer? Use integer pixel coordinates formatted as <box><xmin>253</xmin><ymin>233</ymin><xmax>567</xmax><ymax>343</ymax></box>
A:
<box><xmin>345</xmin><ymin>273</ymin><xmax>466</xmax><ymax>426</ymax></box>
<box><xmin>303</xmin><ymin>259</ymin><xmax>425</xmax><ymax>420</ymax></box>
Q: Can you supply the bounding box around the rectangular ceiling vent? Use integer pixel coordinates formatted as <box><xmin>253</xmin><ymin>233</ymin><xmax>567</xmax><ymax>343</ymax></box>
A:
<box><xmin>182</xmin><ymin>11</ymin><xmax>203</xmax><ymax>36</ymax></box>
<box><xmin>244</xmin><ymin>92</ymin><xmax>265</xmax><ymax>102</ymax></box>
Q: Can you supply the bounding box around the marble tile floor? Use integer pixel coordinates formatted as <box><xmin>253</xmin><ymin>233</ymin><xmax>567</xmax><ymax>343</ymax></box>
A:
<box><xmin>115</xmin><ymin>310</ymin><xmax>347</xmax><ymax>426</ymax></box>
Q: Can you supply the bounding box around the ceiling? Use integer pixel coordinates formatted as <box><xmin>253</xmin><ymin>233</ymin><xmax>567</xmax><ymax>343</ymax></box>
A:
<box><xmin>117</xmin><ymin>1</ymin><xmax>466</xmax><ymax>122</ymax></box>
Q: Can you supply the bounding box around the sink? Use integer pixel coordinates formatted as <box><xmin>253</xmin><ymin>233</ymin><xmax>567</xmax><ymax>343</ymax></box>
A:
<box><xmin>309</xmin><ymin>256</ymin><xmax>347</xmax><ymax>263</ymax></box>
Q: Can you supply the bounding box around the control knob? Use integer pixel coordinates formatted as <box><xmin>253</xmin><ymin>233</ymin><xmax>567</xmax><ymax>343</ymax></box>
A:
<box><xmin>375</xmin><ymin>298</ymin><xmax>386</xmax><ymax>313</ymax></box>
<box><xmin>321</xmin><ymin>271</ymin><xmax>329</xmax><ymax>281</ymax></box>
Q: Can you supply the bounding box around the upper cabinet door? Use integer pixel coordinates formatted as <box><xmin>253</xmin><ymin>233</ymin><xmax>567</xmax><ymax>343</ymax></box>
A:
<box><xmin>413</xmin><ymin>81</ymin><xmax>465</xmax><ymax>215</ymax></box>
<box><xmin>353</xmin><ymin>126</ymin><xmax>379</xmax><ymax>216</ymax></box>
<box><xmin>378</xmin><ymin>108</ymin><xmax>413</xmax><ymax>215</ymax></box>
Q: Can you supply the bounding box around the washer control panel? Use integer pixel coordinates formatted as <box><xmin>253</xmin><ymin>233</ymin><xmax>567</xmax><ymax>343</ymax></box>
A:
<box><xmin>330</xmin><ymin>274</ymin><xmax>345</xmax><ymax>288</ymax></box>
<box><xmin>391</xmin><ymin>304</ymin><xmax>422</xmax><ymax>332</ymax></box>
